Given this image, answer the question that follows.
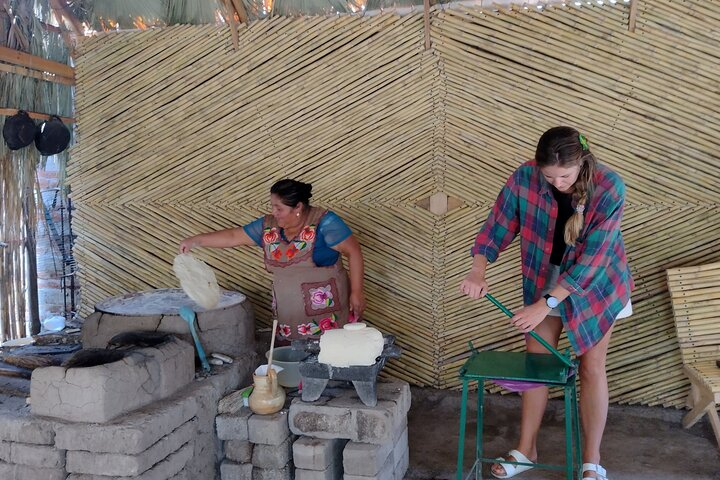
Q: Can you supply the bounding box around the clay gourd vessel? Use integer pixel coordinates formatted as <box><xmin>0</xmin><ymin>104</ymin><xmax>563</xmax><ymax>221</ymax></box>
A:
<box><xmin>248</xmin><ymin>368</ymin><xmax>285</xmax><ymax>415</ymax></box>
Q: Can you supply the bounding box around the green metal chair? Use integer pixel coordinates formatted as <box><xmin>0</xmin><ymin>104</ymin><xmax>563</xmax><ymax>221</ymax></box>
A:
<box><xmin>456</xmin><ymin>293</ymin><xmax>582</xmax><ymax>480</ymax></box>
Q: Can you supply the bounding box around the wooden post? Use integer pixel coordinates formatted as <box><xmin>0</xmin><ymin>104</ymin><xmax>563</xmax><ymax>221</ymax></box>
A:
<box><xmin>223</xmin><ymin>0</ymin><xmax>240</xmax><ymax>51</ymax></box>
<box><xmin>0</xmin><ymin>109</ymin><xmax>75</xmax><ymax>124</ymax></box>
<box><xmin>628</xmin><ymin>0</ymin><xmax>638</xmax><ymax>33</ymax></box>
<box><xmin>23</xmin><ymin>189</ymin><xmax>40</xmax><ymax>336</ymax></box>
<box><xmin>424</xmin><ymin>0</ymin><xmax>431</xmax><ymax>50</ymax></box>
<box><xmin>0</xmin><ymin>45</ymin><xmax>75</xmax><ymax>79</ymax></box>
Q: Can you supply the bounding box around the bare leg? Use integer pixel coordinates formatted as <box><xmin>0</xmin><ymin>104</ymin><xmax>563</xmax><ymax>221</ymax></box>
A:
<box><xmin>491</xmin><ymin>315</ymin><xmax>563</xmax><ymax>477</ymax></box>
<box><xmin>579</xmin><ymin>324</ymin><xmax>614</xmax><ymax>479</ymax></box>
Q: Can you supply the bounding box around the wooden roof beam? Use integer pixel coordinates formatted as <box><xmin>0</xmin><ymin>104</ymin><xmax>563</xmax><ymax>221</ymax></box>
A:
<box><xmin>0</xmin><ymin>45</ymin><xmax>75</xmax><ymax>79</ymax></box>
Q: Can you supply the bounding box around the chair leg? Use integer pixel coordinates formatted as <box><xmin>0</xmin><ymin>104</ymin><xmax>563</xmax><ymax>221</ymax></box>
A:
<box><xmin>572</xmin><ymin>381</ymin><xmax>582</xmax><ymax>479</ymax></box>
<box><xmin>682</xmin><ymin>387</ymin><xmax>715</xmax><ymax>429</ymax></box>
<box><xmin>707</xmin><ymin>405</ymin><xmax>720</xmax><ymax>450</ymax></box>
<box><xmin>564</xmin><ymin>385</ymin><xmax>573</xmax><ymax>480</ymax></box>
<box><xmin>477</xmin><ymin>381</ymin><xmax>485</xmax><ymax>480</ymax></box>
<box><xmin>457</xmin><ymin>379</ymin><xmax>470</xmax><ymax>480</ymax></box>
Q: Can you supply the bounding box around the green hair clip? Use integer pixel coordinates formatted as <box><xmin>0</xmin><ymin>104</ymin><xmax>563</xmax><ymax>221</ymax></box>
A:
<box><xmin>578</xmin><ymin>133</ymin><xmax>589</xmax><ymax>151</ymax></box>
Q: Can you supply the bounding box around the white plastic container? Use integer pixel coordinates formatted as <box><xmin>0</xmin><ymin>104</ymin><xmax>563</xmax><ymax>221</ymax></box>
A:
<box><xmin>318</xmin><ymin>323</ymin><xmax>384</xmax><ymax>367</ymax></box>
<box><xmin>41</xmin><ymin>315</ymin><xmax>65</xmax><ymax>332</ymax></box>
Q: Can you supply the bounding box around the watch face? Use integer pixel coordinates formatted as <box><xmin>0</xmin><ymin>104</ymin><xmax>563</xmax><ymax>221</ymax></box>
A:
<box><xmin>547</xmin><ymin>296</ymin><xmax>559</xmax><ymax>308</ymax></box>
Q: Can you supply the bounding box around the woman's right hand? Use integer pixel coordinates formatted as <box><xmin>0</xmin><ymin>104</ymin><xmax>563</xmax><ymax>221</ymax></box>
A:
<box><xmin>179</xmin><ymin>237</ymin><xmax>198</xmax><ymax>254</ymax></box>
<box><xmin>460</xmin><ymin>272</ymin><xmax>489</xmax><ymax>299</ymax></box>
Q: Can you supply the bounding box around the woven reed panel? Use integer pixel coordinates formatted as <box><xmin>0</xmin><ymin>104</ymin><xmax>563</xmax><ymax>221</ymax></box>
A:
<box><xmin>69</xmin><ymin>1</ymin><xmax>720</xmax><ymax>403</ymax></box>
<box><xmin>433</xmin><ymin>0</ymin><xmax>720</xmax><ymax>406</ymax></box>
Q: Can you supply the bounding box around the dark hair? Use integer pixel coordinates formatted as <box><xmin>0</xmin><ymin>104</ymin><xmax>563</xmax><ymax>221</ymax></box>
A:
<box><xmin>535</xmin><ymin>126</ymin><xmax>597</xmax><ymax>245</ymax></box>
<box><xmin>270</xmin><ymin>179</ymin><xmax>313</xmax><ymax>208</ymax></box>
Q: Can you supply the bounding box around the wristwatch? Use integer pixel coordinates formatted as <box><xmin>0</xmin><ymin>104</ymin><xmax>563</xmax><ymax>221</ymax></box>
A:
<box><xmin>543</xmin><ymin>294</ymin><xmax>560</xmax><ymax>309</ymax></box>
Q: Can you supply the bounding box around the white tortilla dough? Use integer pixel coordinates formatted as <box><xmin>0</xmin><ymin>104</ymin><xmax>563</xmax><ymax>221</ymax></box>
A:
<box><xmin>173</xmin><ymin>254</ymin><xmax>220</xmax><ymax>310</ymax></box>
<box><xmin>318</xmin><ymin>323</ymin><xmax>384</xmax><ymax>367</ymax></box>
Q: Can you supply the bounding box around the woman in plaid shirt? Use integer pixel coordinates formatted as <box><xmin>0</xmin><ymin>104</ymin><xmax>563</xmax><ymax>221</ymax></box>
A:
<box><xmin>460</xmin><ymin>126</ymin><xmax>633</xmax><ymax>480</ymax></box>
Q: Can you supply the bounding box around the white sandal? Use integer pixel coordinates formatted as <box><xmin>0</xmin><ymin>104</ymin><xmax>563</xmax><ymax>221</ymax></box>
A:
<box><xmin>582</xmin><ymin>463</ymin><xmax>608</xmax><ymax>480</ymax></box>
<box><xmin>490</xmin><ymin>449</ymin><xmax>535</xmax><ymax>479</ymax></box>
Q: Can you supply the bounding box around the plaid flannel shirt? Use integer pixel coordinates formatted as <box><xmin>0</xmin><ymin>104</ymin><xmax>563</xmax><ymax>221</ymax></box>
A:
<box><xmin>471</xmin><ymin>161</ymin><xmax>634</xmax><ymax>355</ymax></box>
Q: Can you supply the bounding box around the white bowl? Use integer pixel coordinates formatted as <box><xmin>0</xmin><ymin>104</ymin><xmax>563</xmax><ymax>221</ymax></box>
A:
<box><xmin>265</xmin><ymin>346</ymin><xmax>308</xmax><ymax>388</ymax></box>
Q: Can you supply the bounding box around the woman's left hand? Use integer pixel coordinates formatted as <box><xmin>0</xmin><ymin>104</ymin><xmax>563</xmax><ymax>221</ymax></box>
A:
<box><xmin>510</xmin><ymin>301</ymin><xmax>551</xmax><ymax>333</ymax></box>
<box><xmin>349</xmin><ymin>290</ymin><xmax>366</xmax><ymax>319</ymax></box>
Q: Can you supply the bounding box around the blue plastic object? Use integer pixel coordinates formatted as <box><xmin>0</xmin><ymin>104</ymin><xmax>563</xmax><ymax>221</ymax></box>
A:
<box><xmin>179</xmin><ymin>306</ymin><xmax>211</xmax><ymax>372</ymax></box>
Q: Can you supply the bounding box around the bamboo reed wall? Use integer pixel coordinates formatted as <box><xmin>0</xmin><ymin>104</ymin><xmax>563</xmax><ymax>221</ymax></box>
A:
<box><xmin>68</xmin><ymin>0</ymin><xmax>720</xmax><ymax>407</ymax></box>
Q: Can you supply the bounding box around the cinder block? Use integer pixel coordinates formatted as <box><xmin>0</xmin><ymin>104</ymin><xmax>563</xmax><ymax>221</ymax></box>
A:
<box><xmin>343</xmin><ymin>450</ymin><xmax>393</xmax><ymax>480</ymax></box>
<box><xmin>289</xmin><ymin>401</ymin><xmax>353</xmax><ymax>439</ymax></box>
<box><xmin>290</xmin><ymin>397</ymin><xmax>403</xmax><ymax>444</ymax></box>
<box><xmin>248</xmin><ymin>410</ymin><xmax>290</xmax><ymax>446</ymax></box>
<box><xmin>252</xmin><ymin>463</ymin><xmax>294</xmax><ymax>480</ymax></box>
<box><xmin>252</xmin><ymin>434</ymin><xmax>293</xmax><ymax>469</ymax></box>
<box><xmin>0</xmin><ymin>461</ymin><xmax>66</xmax><ymax>480</ymax></box>
<box><xmin>392</xmin><ymin>427</ymin><xmax>408</xmax><ymax>469</ymax></box>
<box><xmin>225</xmin><ymin>440</ymin><xmax>253</xmax><ymax>464</ymax></box>
<box><xmin>293</xmin><ymin>437</ymin><xmax>347</xmax><ymax>471</ymax></box>
<box><xmin>221</xmin><ymin>460</ymin><xmax>253</xmax><ymax>480</ymax></box>
<box><xmin>66</xmin><ymin>441</ymin><xmax>193</xmax><ymax>480</ymax></box>
<box><xmin>0</xmin><ymin>407</ymin><xmax>56</xmax><ymax>445</ymax></box>
<box><xmin>217</xmin><ymin>408</ymin><xmax>253</xmax><ymax>441</ymax></box>
<box><xmin>55</xmin><ymin>381</ymin><xmax>200</xmax><ymax>453</ymax></box>
<box><xmin>343</xmin><ymin>439</ymin><xmax>393</xmax><ymax>476</ymax></box>
<box><xmin>0</xmin><ymin>442</ymin><xmax>66</xmax><ymax>468</ymax></box>
<box><xmin>393</xmin><ymin>447</ymin><xmax>408</xmax><ymax>480</ymax></box>
<box><xmin>295</xmin><ymin>460</ymin><xmax>342</xmax><ymax>480</ymax></box>
<box><xmin>375</xmin><ymin>381</ymin><xmax>411</xmax><ymax>417</ymax></box>
<box><xmin>66</xmin><ymin>418</ymin><xmax>196</xmax><ymax>476</ymax></box>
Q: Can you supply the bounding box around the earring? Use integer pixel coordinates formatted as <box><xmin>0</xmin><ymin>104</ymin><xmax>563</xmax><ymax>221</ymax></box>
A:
<box><xmin>296</xmin><ymin>213</ymin><xmax>300</xmax><ymax>217</ymax></box>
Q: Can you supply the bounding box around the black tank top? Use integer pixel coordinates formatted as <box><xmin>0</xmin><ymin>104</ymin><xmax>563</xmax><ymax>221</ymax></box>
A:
<box><xmin>551</xmin><ymin>187</ymin><xmax>574</xmax><ymax>265</ymax></box>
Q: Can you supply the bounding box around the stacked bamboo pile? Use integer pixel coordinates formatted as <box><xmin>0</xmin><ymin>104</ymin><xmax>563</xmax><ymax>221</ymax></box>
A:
<box><xmin>69</xmin><ymin>0</ymin><xmax>720</xmax><ymax>407</ymax></box>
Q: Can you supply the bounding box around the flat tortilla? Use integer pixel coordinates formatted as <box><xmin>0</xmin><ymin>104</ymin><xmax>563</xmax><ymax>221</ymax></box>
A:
<box><xmin>172</xmin><ymin>254</ymin><xmax>220</xmax><ymax>310</ymax></box>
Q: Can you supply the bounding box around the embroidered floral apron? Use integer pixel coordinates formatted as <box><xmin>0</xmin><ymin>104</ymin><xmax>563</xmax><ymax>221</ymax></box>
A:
<box><xmin>263</xmin><ymin>207</ymin><xmax>350</xmax><ymax>340</ymax></box>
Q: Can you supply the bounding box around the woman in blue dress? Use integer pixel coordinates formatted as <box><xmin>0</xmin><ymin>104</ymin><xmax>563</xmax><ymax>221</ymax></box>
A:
<box><xmin>180</xmin><ymin>179</ymin><xmax>366</xmax><ymax>340</ymax></box>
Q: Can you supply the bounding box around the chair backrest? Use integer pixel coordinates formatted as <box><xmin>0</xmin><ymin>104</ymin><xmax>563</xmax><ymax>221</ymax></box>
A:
<box><xmin>666</xmin><ymin>262</ymin><xmax>720</xmax><ymax>365</ymax></box>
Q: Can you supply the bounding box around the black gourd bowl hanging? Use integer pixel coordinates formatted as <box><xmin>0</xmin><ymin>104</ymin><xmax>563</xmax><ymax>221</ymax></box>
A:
<box><xmin>2</xmin><ymin>110</ymin><xmax>38</xmax><ymax>150</ymax></box>
<box><xmin>35</xmin><ymin>115</ymin><xmax>71</xmax><ymax>156</ymax></box>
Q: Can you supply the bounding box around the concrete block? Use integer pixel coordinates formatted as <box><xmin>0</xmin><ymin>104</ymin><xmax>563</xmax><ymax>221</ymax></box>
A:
<box><xmin>295</xmin><ymin>460</ymin><xmax>342</xmax><ymax>480</ymax></box>
<box><xmin>355</xmin><ymin>402</ymin><xmax>395</xmax><ymax>444</ymax></box>
<box><xmin>289</xmin><ymin>401</ymin><xmax>353</xmax><ymax>439</ymax></box>
<box><xmin>0</xmin><ymin>442</ymin><xmax>65</xmax><ymax>468</ymax></box>
<box><xmin>31</xmin><ymin>337</ymin><xmax>194</xmax><ymax>423</ymax></box>
<box><xmin>0</xmin><ymin>461</ymin><xmax>66</xmax><ymax>480</ymax></box>
<box><xmin>252</xmin><ymin>434</ymin><xmax>293</xmax><ymax>469</ymax></box>
<box><xmin>291</xmin><ymin>393</ymin><xmax>404</xmax><ymax>444</ymax></box>
<box><xmin>343</xmin><ymin>451</ymin><xmax>393</xmax><ymax>480</ymax></box>
<box><xmin>392</xmin><ymin>427</ymin><xmax>408</xmax><ymax>469</ymax></box>
<box><xmin>55</xmin><ymin>381</ymin><xmax>199</xmax><ymax>453</ymax></box>
<box><xmin>393</xmin><ymin>447</ymin><xmax>408</xmax><ymax>480</ymax></box>
<box><xmin>252</xmin><ymin>463</ymin><xmax>294</xmax><ymax>480</ymax></box>
<box><xmin>66</xmin><ymin>418</ymin><xmax>196</xmax><ymax>476</ymax></box>
<box><xmin>217</xmin><ymin>408</ymin><xmax>253</xmax><ymax>441</ymax></box>
<box><xmin>225</xmin><ymin>440</ymin><xmax>253</xmax><ymax>464</ymax></box>
<box><xmin>248</xmin><ymin>410</ymin><xmax>291</xmax><ymax>445</ymax></box>
<box><xmin>343</xmin><ymin>439</ymin><xmax>393</xmax><ymax>476</ymax></box>
<box><xmin>66</xmin><ymin>441</ymin><xmax>193</xmax><ymax>480</ymax></box>
<box><xmin>375</xmin><ymin>381</ymin><xmax>411</xmax><ymax>418</ymax></box>
<box><xmin>221</xmin><ymin>460</ymin><xmax>253</xmax><ymax>480</ymax></box>
<box><xmin>0</xmin><ymin>409</ymin><xmax>56</xmax><ymax>445</ymax></box>
<box><xmin>293</xmin><ymin>436</ymin><xmax>347</xmax><ymax>471</ymax></box>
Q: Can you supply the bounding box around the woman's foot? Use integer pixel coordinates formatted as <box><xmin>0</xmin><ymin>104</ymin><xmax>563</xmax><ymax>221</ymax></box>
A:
<box><xmin>490</xmin><ymin>448</ymin><xmax>536</xmax><ymax>478</ymax></box>
<box><xmin>582</xmin><ymin>463</ymin><xmax>608</xmax><ymax>480</ymax></box>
